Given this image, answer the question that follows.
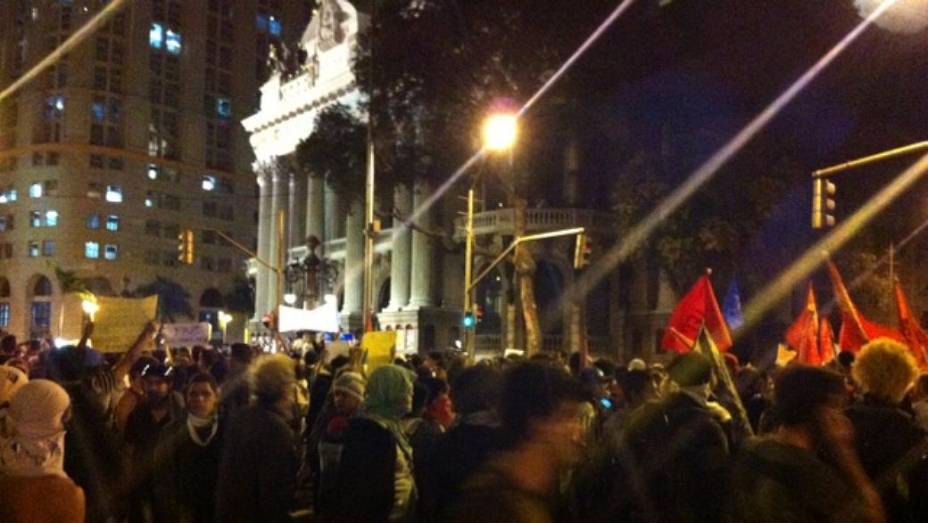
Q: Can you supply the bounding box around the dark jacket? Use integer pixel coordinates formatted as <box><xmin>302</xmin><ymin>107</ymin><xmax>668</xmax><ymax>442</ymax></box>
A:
<box><xmin>153</xmin><ymin>417</ymin><xmax>224</xmax><ymax>523</ymax></box>
<box><xmin>215</xmin><ymin>405</ymin><xmax>297</xmax><ymax>523</ymax></box>
<box><xmin>320</xmin><ymin>417</ymin><xmax>409</xmax><ymax>523</ymax></box>
<box><xmin>619</xmin><ymin>391</ymin><xmax>730</xmax><ymax>522</ymax></box>
<box><xmin>846</xmin><ymin>395</ymin><xmax>928</xmax><ymax>522</ymax></box>
<box><xmin>420</xmin><ymin>416</ymin><xmax>501</xmax><ymax>523</ymax></box>
<box><xmin>726</xmin><ymin>438</ymin><xmax>872</xmax><ymax>523</ymax></box>
<box><xmin>442</xmin><ymin>464</ymin><xmax>555</xmax><ymax>523</ymax></box>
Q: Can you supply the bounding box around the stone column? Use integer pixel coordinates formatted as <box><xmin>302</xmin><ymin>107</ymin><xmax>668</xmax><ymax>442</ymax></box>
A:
<box><xmin>324</xmin><ymin>180</ymin><xmax>342</xmax><ymax>242</ymax></box>
<box><xmin>388</xmin><ymin>184</ymin><xmax>412</xmax><ymax>310</ymax></box>
<box><xmin>288</xmin><ymin>172</ymin><xmax>306</xmax><ymax>249</ymax></box>
<box><xmin>408</xmin><ymin>178</ymin><xmax>435</xmax><ymax>307</ymax></box>
<box><xmin>342</xmin><ymin>200</ymin><xmax>365</xmax><ymax>315</ymax></box>
<box><xmin>254</xmin><ymin>171</ymin><xmax>272</xmax><ymax>319</ymax></box>
<box><xmin>266</xmin><ymin>171</ymin><xmax>286</xmax><ymax>313</ymax></box>
<box><xmin>305</xmin><ymin>175</ymin><xmax>325</xmax><ymax>242</ymax></box>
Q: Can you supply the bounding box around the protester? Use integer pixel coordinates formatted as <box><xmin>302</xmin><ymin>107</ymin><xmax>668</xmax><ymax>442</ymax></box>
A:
<box><xmin>218</xmin><ymin>342</ymin><xmax>253</xmax><ymax>419</ymax></box>
<box><xmin>726</xmin><ymin>365</ymin><xmax>885</xmax><ymax>522</ymax></box>
<box><xmin>846</xmin><ymin>339</ymin><xmax>927</xmax><ymax>521</ymax></box>
<box><xmin>912</xmin><ymin>373</ymin><xmax>928</xmax><ymax>431</ymax></box>
<box><xmin>154</xmin><ymin>372</ymin><xmax>223</xmax><ymax>523</ymax></box>
<box><xmin>420</xmin><ymin>365</ymin><xmax>503</xmax><ymax>523</ymax></box>
<box><xmin>322</xmin><ymin>364</ymin><xmax>416</xmax><ymax>523</ymax></box>
<box><xmin>114</xmin><ymin>356</ymin><xmax>157</xmax><ymax>434</ymax></box>
<box><xmin>0</xmin><ymin>380</ymin><xmax>85</xmax><ymax>523</ymax></box>
<box><xmin>442</xmin><ymin>362</ymin><xmax>589</xmax><ymax>523</ymax></box>
<box><xmin>617</xmin><ymin>352</ymin><xmax>731</xmax><ymax>522</ymax></box>
<box><xmin>216</xmin><ymin>354</ymin><xmax>298</xmax><ymax>523</ymax></box>
<box><xmin>315</xmin><ymin>371</ymin><xmax>366</xmax><ymax>516</ymax></box>
<box><xmin>124</xmin><ymin>362</ymin><xmax>185</xmax><ymax>523</ymax></box>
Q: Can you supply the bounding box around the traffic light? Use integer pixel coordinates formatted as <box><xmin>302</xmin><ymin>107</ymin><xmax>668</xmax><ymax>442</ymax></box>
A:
<box><xmin>462</xmin><ymin>311</ymin><xmax>477</xmax><ymax>331</ymax></box>
<box><xmin>177</xmin><ymin>229</ymin><xmax>195</xmax><ymax>264</ymax></box>
<box><xmin>812</xmin><ymin>178</ymin><xmax>836</xmax><ymax>229</ymax></box>
<box><xmin>574</xmin><ymin>232</ymin><xmax>593</xmax><ymax>269</ymax></box>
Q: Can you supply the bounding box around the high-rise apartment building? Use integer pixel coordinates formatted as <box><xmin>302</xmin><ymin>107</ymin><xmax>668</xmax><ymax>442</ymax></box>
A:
<box><xmin>0</xmin><ymin>0</ymin><xmax>310</xmax><ymax>339</ymax></box>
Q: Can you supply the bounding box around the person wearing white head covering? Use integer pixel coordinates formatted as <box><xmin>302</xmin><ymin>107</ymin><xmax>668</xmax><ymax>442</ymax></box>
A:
<box><xmin>0</xmin><ymin>379</ymin><xmax>85</xmax><ymax>523</ymax></box>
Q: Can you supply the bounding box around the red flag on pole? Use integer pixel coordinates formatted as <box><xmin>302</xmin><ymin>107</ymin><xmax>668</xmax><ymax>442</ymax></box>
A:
<box><xmin>786</xmin><ymin>283</ymin><xmax>821</xmax><ymax>366</ymax></box>
<box><xmin>662</xmin><ymin>274</ymin><xmax>732</xmax><ymax>354</ymax></box>
<box><xmin>826</xmin><ymin>259</ymin><xmax>903</xmax><ymax>352</ymax></box>
<box><xmin>819</xmin><ymin>318</ymin><xmax>836</xmax><ymax>364</ymax></box>
<box><xmin>894</xmin><ymin>282</ymin><xmax>928</xmax><ymax>368</ymax></box>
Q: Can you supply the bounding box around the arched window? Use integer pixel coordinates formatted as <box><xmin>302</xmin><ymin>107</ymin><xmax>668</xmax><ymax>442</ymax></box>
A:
<box><xmin>199</xmin><ymin>288</ymin><xmax>224</xmax><ymax>308</ymax></box>
<box><xmin>33</xmin><ymin>276</ymin><xmax>53</xmax><ymax>297</ymax></box>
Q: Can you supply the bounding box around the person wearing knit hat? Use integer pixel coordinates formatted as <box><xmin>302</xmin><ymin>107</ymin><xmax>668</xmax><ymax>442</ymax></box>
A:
<box><xmin>0</xmin><ymin>379</ymin><xmax>85</xmax><ymax>523</ymax></box>
<box><xmin>0</xmin><ymin>364</ymin><xmax>27</xmax><ymax>409</ymax></box>
<box><xmin>333</xmin><ymin>371</ymin><xmax>366</xmax><ymax>416</ymax></box>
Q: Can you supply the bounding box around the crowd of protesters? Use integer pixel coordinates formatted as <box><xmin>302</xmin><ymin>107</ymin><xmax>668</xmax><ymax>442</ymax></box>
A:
<box><xmin>2</xmin><ymin>321</ymin><xmax>928</xmax><ymax>523</ymax></box>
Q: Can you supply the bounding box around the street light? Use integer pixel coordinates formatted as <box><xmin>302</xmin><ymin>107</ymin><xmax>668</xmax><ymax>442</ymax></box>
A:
<box><xmin>464</xmin><ymin>112</ymin><xmax>520</xmax><ymax>360</ymax></box>
<box><xmin>482</xmin><ymin>113</ymin><xmax>519</xmax><ymax>152</ymax></box>
<box><xmin>854</xmin><ymin>0</ymin><xmax>928</xmax><ymax>34</ymax></box>
<box><xmin>81</xmin><ymin>299</ymin><xmax>99</xmax><ymax>322</ymax></box>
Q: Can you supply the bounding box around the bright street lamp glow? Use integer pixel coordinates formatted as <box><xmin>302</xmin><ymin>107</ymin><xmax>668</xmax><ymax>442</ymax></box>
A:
<box><xmin>482</xmin><ymin>114</ymin><xmax>518</xmax><ymax>152</ymax></box>
<box><xmin>283</xmin><ymin>293</ymin><xmax>297</xmax><ymax>306</ymax></box>
<box><xmin>218</xmin><ymin>311</ymin><xmax>232</xmax><ymax>327</ymax></box>
<box><xmin>82</xmin><ymin>300</ymin><xmax>99</xmax><ymax>320</ymax></box>
<box><xmin>855</xmin><ymin>0</ymin><xmax>928</xmax><ymax>34</ymax></box>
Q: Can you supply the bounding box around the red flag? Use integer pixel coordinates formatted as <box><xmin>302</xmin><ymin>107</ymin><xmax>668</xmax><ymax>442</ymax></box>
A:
<box><xmin>826</xmin><ymin>259</ymin><xmax>903</xmax><ymax>352</ymax></box>
<box><xmin>662</xmin><ymin>275</ymin><xmax>732</xmax><ymax>354</ymax></box>
<box><xmin>894</xmin><ymin>282</ymin><xmax>928</xmax><ymax>368</ymax></box>
<box><xmin>819</xmin><ymin>319</ymin><xmax>836</xmax><ymax>364</ymax></box>
<box><xmin>786</xmin><ymin>284</ymin><xmax>821</xmax><ymax>366</ymax></box>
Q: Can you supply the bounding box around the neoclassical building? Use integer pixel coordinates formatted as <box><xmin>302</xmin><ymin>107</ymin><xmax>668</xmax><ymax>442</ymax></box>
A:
<box><xmin>244</xmin><ymin>0</ymin><xmax>679</xmax><ymax>358</ymax></box>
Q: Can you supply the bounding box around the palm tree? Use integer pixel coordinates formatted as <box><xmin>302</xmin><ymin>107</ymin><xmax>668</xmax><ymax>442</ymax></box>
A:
<box><xmin>134</xmin><ymin>276</ymin><xmax>194</xmax><ymax>323</ymax></box>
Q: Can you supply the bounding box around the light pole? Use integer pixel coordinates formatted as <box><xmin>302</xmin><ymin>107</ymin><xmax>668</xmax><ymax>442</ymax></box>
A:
<box><xmin>464</xmin><ymin>112</ymin><xmax>519</xmax><ymax>360</ymax></box>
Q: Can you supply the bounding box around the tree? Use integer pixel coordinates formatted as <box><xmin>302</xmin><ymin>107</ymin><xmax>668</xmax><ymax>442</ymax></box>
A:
<box><xmin>134</xmin><ymin>277</ymin><xmax>194</xmax><ymax>323</ymax></box>
<box><xmin>294</xmin><ymin>103</ymin><xmax>367</xmax><ymax>202</ymax></box>
<box><xmin>223</xmin><ymin>276</ymin><xmax>256</xmax><ymax>317</ymax></box>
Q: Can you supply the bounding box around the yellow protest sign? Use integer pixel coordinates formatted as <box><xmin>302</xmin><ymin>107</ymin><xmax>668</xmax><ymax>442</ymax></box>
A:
<box><xmin>362</xmin><ymin>331</ymin><xmax>397</xmax><ymax>372</ymax></box>
<box><xmin>92</xmin><ymin>295</ymin><xmax>159</xmax><ymax>352</ymax></box>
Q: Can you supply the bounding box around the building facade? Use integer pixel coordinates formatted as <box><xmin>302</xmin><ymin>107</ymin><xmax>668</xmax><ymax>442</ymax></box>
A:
<box><xmin>246</xmin><ymin>0</ymin><xmax>679</xmax><ymax>359</ymax></box>
<box><xmin>0</xmin><ymin>0</ymin><xmax>311</xmax><ymax>339</ymax></box>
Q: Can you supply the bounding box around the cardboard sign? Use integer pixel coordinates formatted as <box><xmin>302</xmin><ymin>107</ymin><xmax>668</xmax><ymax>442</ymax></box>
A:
<box><xmin>161</xmin><ymin>322</ymin><xmax>212</xmax><ymax>347</ymax></box>
<box><xmin>362</xmin><ymin>331</ymin><xmax>397</xmax><ymax>372</ymax></box>
<box><xmin>92</xmin><ymin>295</ymin><xmax>159</xmax><ymax>352</ymax></box>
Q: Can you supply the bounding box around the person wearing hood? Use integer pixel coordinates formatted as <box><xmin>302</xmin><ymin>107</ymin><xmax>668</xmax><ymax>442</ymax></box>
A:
<box><xmin>154</xmin><ymin>372</ymin><xmax>224</xmax><ymax>523</ymax></box>
<box><xmin>321</xmin><ymin>364</ymin><xmax>416</xmax><ymax>523</ymax></box>
<box><xmin>0</xmin><ymin>379</ymin><xmax>85</xmax><ymax>523</ymax></box>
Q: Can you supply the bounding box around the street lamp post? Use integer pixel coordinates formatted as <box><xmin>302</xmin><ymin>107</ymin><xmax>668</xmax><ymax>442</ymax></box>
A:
<box><xmin>464</xmin><ymin>112</ymin><xmax>519</xmax><ymax>360</ymax></box>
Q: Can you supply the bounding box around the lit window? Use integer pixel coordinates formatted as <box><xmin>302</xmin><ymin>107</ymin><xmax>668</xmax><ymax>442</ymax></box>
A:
<box><xmin>145</xmin><ymin>192</ymin><xmax>156</xmax><ymax>208</ymax></box>
<box><xmin>269</xmin><ymin>16</ymin><xmax>282</xmax><ymax>37</ymax></box>
<box><xmin>29</xmin><ymin>183</ymin><xmax>43</xmax><ymax>198</ymax></box>
<box><xmin>45</xmin><ymin>210</ymin><xmax>58</xmax><ymax>227</ymax></box>
<box><xmin>147</xmin><ymin>164</ymin><xmax>160</xmax><ymax>180</ymax></box>
<box><xmin>85</xmin><ymin>241</ymin><xmax>100</xmax><ymax>259</ymax></box>
<box><xmin>0</xmin><ymin>188</ymin><xmax>15</xmax><ymax>204</ymax></box>
<box><xmin>0</xmin><ymin>304</ymin><xmax>10</xmax><ymax>328</ymax></box>
<box><xmin>30</xmin><ymin>211</ymin><xmax>42</xmax><ymax>227</ymax></box>
<box><xmin>217</xmin><ymin>98</ymin><xmax>232</xmax><ymax>118</ymax></box>
<box><xmin>86</xmin><ymin>214</ymin><xmax>101</xmax><ymax>229</ymax></box>
<box><xmin>105</xmin><ymin>185</ymin><xmax>123</xmax><ymax>203</ymax></box>
<box><xmin>46</xmin><ymin>96</ymin><xmax>65</xmax><ymax>116</ymax></box>
<box><xmin>149</xmin><ymin>23</ymin><xmax>164</xmax><ymax>49</ymax></box>
<box><xmin>202</xmin><ymin>176</ymin><xmax>216</xmax><ymax>191</ymax></box>
<box><xmin>28</xmin><ymin>241</ymin><xmax>40</xmax><ymax>258</ymax></box>
<box><xmin>91</xmin><ymin>101</ymin><xmax>106</xmax><ymax>122</ymax></box>
<box><xmin>106</xmin><ymin>215</ymin><xmax>119</xmax><ymax>231</ymax></box>
<box><xmin>165</xmin><ymin>30</ymin><xmax>182</xmax><ymax>55</ymax></box>
<box><xmin>42</xmin><ymin>240</ymin><xmax>55</xmax><ymax>256</ymax></box>
<box><xmin>104</xmin><ymin>244</ymin><xmax>118</xmax><ymax>261</ymax></box>
<box><xmin>256</xmin><ymin>14</ymin><xmax>268</xmax><ymax>32</ymax></box>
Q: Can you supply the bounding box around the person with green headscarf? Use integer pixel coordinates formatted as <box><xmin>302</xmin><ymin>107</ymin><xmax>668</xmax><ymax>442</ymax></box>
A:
<box><xmin>320</xmin><ymin>364</ymin><xmax>416</xmax><ymax>523</ymax></box>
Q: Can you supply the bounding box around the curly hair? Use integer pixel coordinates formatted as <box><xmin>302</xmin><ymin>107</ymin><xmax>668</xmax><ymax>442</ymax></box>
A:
<box><xmin>852</xmin><ymin>338</ymin><xmax>918</xmax><ymax>404</ymax></box>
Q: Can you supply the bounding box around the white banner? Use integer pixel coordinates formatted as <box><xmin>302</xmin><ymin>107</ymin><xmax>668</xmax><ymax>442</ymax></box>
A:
<box><xmin>278</xmin><ymin>297</ymin><xmax>340</xmax><ymax>333</ymax></box>
<box><xmin>162</xmin><ymin>322</ymin><xmax>213</xmax><ymax>347</ymax></box>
